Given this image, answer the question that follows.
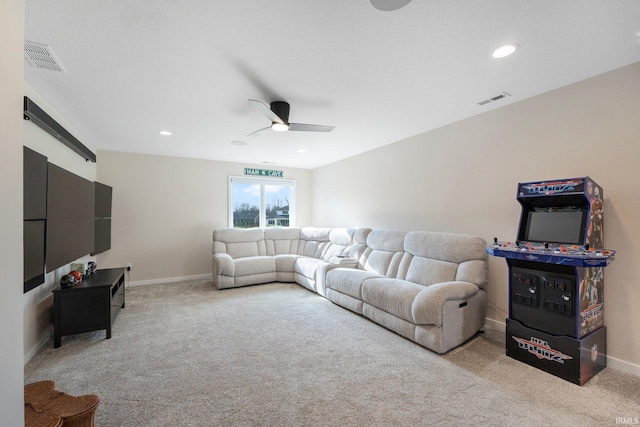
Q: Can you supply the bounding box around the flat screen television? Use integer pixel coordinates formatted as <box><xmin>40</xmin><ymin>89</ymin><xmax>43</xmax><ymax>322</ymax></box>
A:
<box><xmin>93</xmin><ymin>218</ymin><xmax>112</xmax><ymax>255</ymax></box>
<box><xmin>94</xmin><ymin>181</ymin><xmax>112</xmax><ymax>219</ymax></box>
<box><xmin>23</xmin><ymin>146</ymin><xmax>48</xmax><ymax>292</ymax></box>
<box><xmin>93</xmin><ymin>181</ymin><xmax>112</xmax><ymax>255</ymax></box>
<box><xmin>23</xmin><ymin>146</ymin><xmax>47</xmax><ymax>220</ymax></box>
<box><xmin>24</xmin><ymin>220</ymin><xmax>45</xmax><ymax>293</ymax></box>
<box><xmin>46</xmin><ymin>163</ymin><xmax>95</xmax><ymax>272</ymax></box>
<box><xmin>522</xmin><ymin>207</ymin><xmax>587</xmax><ymax>245</ymax></box>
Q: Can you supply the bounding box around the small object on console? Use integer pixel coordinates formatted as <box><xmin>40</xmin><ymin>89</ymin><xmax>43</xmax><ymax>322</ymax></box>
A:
<box><xmin>59</xmin><ymin>274</ymin><xmax>77</xmax><ymax>289</ymax></box>
<box><xmin>69</xmin><ymin>270</ymin><xmax>83</xmax><ymax>282</ymax></box>
<box><xmin>87</xmin><ymin>261</ymin><xmax>97</xmax><ymax>275</ymax></box>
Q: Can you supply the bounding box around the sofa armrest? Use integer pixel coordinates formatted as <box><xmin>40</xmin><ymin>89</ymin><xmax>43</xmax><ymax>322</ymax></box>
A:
<box><xmin>213</xmin><ymin>253</ymin><xmax>234</xmax><ymax>276</ymax></box>
<box><xmin>328</xmin><ymin>256</ymin><xmax>358</xmax><ymax>267</ymax></box>
<box><xmin>411</xmin><ymin>281</ymin><xmax>480</xmax><ymax>326</ymax></box>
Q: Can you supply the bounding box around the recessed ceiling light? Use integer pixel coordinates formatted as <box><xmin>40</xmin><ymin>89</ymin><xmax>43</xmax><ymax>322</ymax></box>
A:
<box><xmin>231</xmin><ymin>140</ymin><xmax>247</xmax><ymax>146</ymax></box>
<box><xmin>297</xmin><ymin>149</ymin><xmax>307</xmax><ymax>153</ymax></box>
<box><xmin>370</xmin><ymin>0</ymin><xmax>412</xmax><ymax>11</ymax></box>
<box><xmin>492</xmin><ymin>44</ymin><xmax>519</xmax><ymax>58</ymax></box>
<box><xmin>158</xmin><ymin>130</ymin><xmax>172</xmax><ymax>136</ymax></box>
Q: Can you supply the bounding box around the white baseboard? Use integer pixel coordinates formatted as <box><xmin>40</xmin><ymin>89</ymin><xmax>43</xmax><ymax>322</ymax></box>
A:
<box><xmin>606</xmin><ymin>355</ymin><xmax>640</xmax><ymax>377</ymax></box>
<box><xmin>25</xmin><ymin>329</ymin><xmax>53</xmax><ymax>364</ymax></box>
<box><xmin>483</xmin><ymin>317</ymin><xmax>640</xmax><ymax>378</ymax></box>
<box><xmin>127</xmin><ymin>273</ymin><xmax>212</xmax><ymax>287</ymax></box>
<box><xmin>483</xmin><ymin>317</ymin><xmax>506</xmax><ymax>332</ymax></box>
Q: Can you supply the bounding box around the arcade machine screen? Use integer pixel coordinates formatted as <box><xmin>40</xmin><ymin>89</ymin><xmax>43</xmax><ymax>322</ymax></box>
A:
<box><xmin>522</xmin><ymin>207</ymin><xmax>587</xmax><ymax>245</ymax></box>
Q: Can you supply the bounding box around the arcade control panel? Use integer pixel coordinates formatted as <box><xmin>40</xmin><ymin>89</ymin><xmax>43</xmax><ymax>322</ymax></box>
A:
<box><xmin>486</xmin><ymin>239</ymin><xmax>615</xmax><ymax>268</ymax></box>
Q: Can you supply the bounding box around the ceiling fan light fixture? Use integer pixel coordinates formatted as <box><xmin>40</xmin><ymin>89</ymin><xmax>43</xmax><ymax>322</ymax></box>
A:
<box><xmin>492</xmin><ymin>43</ymin><xmax>519</xmax><ymax>58</ymax></box>
<box><xmin>271</xmin><ymin>122</ymin><xmax>289</xmax><ymax>132</ymax></box>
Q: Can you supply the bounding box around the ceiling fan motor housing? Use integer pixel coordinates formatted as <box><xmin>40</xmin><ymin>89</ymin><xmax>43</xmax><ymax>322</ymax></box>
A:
<box><xmin>270</xmin><ymin>101</ymin><xmax>290</xmax><ymax>123</ymax></box>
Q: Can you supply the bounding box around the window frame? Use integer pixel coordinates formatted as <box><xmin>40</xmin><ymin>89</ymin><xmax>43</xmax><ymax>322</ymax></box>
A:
<box><xmin>227</xmin><ymin>176</ymin><xmax>296</xmax><ymax>229</ymax></box>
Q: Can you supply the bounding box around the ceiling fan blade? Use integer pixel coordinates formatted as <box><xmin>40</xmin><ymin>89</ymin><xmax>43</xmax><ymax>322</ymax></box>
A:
<box><xmin>247</xmin><ymin>126</ymin><xmax>272</xmax><ymax>137</ymax></box>
<box><xmin>288</xmin><ymin>123</ymin><xmax>335</xmax><ymax>132</ymax></box>
<box><xmin>248</xmin><ymin>99</ymin><xmax>284</xmax><ymax>124</ymax></box>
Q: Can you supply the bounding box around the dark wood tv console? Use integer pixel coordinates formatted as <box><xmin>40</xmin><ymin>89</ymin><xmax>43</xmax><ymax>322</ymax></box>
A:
<box><xmin>53</xmin><ymin>267</ymin><xmax>125</xmax><ymax>348</ymax></box>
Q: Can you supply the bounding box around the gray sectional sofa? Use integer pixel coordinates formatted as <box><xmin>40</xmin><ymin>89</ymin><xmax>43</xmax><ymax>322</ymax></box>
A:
<box><xmin>211</xmin><ymin>226</ymin><xmax>488</xmax><ymax>353</ymax></box>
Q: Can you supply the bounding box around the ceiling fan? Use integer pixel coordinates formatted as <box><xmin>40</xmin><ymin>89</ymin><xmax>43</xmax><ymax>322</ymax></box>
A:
<box><xmin>247</xmin><ymin>99</ymin><xmax>335</xmax><ymax>136</ymax></box>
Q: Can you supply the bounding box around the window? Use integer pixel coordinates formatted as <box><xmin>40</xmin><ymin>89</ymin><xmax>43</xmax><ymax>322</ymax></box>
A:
<box><xmin>228</xmin><ymin>176</ymin><xmax>295</xmax><ymax>228</ymax></box>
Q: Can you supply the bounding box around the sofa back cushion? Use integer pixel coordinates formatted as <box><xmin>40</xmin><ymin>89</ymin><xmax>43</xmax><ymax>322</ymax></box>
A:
<box><xmin>212</xmin><ymin>228</ymin><xmax>266</xmax><ymax>259</ymax></box>
<box><xmin>319</xmin><ymin>228</ymin><xmax>355</xmax><ymax>260</ymax></box>
<box><xmin>297</xmin><ymin>227</ymin><xmax>332</xmax><ymax>258</ymax></box>
<box><xmin>401</xmin><ymin>231</ymin><xmax>488</xmax><ymax>288</ymax></box>
<box><xmin>353</xmin><ymin>228</ymin><xmax>371</xmax><ymax>245</ymax></box>
<box><xmin>345</xmin><ymin>228</ymin><xmax>372</xmax><ymax>264</ymax></box>
<box><xmin>361</xmin><ymin>230</ymin><xmax>407</xmax><ymax>277</ymax></box>
<box><xmin>265</xmin><ymin>227</ymin><xmax>301</xmax><ymax>255</ymax></box>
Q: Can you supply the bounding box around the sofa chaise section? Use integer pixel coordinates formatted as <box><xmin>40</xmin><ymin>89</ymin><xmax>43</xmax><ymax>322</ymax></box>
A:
<box><xmin>326</xmin><ymin>231</ymin><xmax>488</xmax><ymax>353</ymax></box>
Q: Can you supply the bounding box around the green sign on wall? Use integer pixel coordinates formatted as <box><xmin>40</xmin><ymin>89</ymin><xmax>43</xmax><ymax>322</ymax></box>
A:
<box><xmin>244</xmin><ymin>168</ymin><xmax>283</xmax><ymax>177</ymax></box>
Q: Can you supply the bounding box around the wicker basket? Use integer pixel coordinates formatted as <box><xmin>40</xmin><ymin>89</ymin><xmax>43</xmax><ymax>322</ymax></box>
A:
<box><xmin>25</xmin><ymin>381</ymin><xmax>100</xmax><ymax>427</ymax></box>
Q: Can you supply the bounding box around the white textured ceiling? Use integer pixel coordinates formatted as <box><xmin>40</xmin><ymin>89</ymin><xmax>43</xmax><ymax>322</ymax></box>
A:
<box><xmin>24</xmin><ymin>1</ymin><xmax>640</xmax><ymax>169</ymax></box>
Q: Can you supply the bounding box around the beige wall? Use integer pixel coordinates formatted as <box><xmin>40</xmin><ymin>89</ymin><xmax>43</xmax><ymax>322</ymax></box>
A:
<box><xmin>96</xmin><ymin>151</ymin><xmax>312</xmax><ymax>283</ymax></box>
<box><xmin>311</xmin><ymin>62</ymin><xmax>640</xmax><ymax>373</ymax></box>
<box><xmin>1</xmin><ymin>0</ymin><xmax>25</xmax><ymax>424</ymax></box>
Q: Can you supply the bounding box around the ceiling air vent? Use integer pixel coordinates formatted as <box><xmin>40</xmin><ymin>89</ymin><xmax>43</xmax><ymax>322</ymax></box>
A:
<box><xmin>477</xmin><ymin>92</ymin><xmax>510</xmax><ymax>106</ymax></box>
<box><xmin>24</xmin><ymin>41</ymin><xmax>66</xmax><ymax>72</ymax></box>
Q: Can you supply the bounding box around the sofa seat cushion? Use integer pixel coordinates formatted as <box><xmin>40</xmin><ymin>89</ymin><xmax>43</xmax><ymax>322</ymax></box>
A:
<box><xmin>233</xmin><ymin>256</ymin><xmax>275</xmax><ymax>277</ymax></box>
<box><xmin>273</xmin><ymin>254</ymin><xmax>302</xmax><ymax>273</ymax></box>
<box><xmin>294</xmin><ymin>257</ymin><xmax>329</xmax><ymax>280</ymax></box>
<box><xmin>361</xmin><ymin>278</ymin><xmax>425</xmax><ymax>323</ymax></box>
<box><xmin>326</xmin><ymin>269</ymin><xmax>383</xmax><ymax>299</ymax></box>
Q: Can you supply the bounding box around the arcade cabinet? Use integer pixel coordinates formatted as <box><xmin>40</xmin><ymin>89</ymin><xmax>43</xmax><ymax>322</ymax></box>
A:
<box><xmin>487</xmin><ymin>177</ymin><xmax>615</xmax><ymax>385</ymax></box>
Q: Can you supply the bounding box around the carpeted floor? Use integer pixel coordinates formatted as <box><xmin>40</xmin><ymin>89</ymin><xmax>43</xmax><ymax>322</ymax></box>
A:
<box><xmin>24</xmin><ymin>280</ymin><xmax>640</xmax><ymax>426</ymax></box>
